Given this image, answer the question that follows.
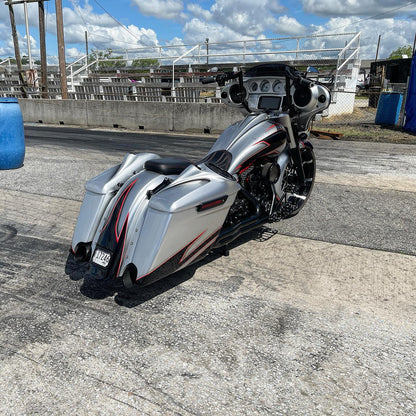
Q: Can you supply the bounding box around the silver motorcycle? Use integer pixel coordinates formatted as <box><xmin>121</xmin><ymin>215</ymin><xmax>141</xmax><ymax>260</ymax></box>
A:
<box><xmin>67</xmin><ymin>63</ymin><xmax>330</xmax><ymax>291</ymax></box>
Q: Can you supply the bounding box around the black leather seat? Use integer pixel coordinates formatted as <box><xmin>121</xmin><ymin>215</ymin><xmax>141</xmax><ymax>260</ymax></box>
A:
<box><xmin>145</xmin><ymin>157</ymin><xmax>192</xmax><ymax>175</ymax></box>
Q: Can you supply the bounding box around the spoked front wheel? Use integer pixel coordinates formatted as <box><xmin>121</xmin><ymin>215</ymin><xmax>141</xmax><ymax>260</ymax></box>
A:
<box><xmin>280</xmin><ymin>146</ymin><xmax>316</xmax><ymax>219</ymax></box>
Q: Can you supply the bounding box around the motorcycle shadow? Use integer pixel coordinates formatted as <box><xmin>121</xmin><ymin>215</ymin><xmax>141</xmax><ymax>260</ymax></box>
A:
<box><xmin>64</xmin><ymin>226</ymin><xmax>278</xmax><ymax>307</ymax></box>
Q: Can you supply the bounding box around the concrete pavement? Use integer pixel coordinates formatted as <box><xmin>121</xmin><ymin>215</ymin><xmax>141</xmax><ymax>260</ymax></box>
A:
<box><xmin>0</xmin><ymin>126</ymin><xmax>415</xmax><ymax>415</ymax></box>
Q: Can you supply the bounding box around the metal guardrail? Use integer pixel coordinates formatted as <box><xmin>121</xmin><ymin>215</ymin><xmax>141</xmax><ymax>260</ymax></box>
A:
<box><xmin>0</xmin><ymin>58</ymin><xmax>13</xmax><ymax>69</ymax></box>
<box><xmin>61</xmin><ymin>32</ymin><xmax>361</xmax><ymax>87</ymax></box>
<box><xmin>334</xmin><ymin>32</ymin><xmax>361</xmax><ymax>91</ymax></box>
<box><xmin>79</xmin><ymin>32</ymin><xmax>359</xmax><ymax>65</ymax></box>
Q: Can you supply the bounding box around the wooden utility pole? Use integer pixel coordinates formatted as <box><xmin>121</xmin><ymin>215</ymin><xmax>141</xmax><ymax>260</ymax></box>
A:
<box><xmin>38</xmin><ymin>0</ymin><xmax>48</xmax><ymax>98</ymax></box>
<box><xmin>375</xmin><ymin>34</ymin><xmax>381</xmax><ymax>62</ymax></box>
<box><xmin>6</xmin><ymin>0</ymin><xmax>27</xmax><ymax>97</ymax></box>
<box><xmin>85</xmin><ymin>31</ymin><xmax>89</xmax><ymax>77</ymax></box>
<box><xmin>55</xmin><ymin>0</ymin><xmax>67</xmax><ymax>98</ymax></box>
<box><xmin>206</xmin><ymin>38</ymin><xmax>209</xmax><ymax>65</ymax></box>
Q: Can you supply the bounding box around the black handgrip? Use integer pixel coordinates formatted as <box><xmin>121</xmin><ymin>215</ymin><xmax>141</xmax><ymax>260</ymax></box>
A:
<box><xmin>297</xmin><ymin>77</ymin><xmax>314</xmax><ymax>88</ymax></box>
<box><xmin>200</xmin><ymin>76</ymin><xmax>216</xmax><ymax>84</ymax></box>
<box><xmin>200</xmin><ymin>72</ymin><xmax>242</xmax><ymax>86</ymax></box>
<box><xmin>284</xmin><ymin>66</ymin><xmax>314</xmax><ymax>88</ymax></box>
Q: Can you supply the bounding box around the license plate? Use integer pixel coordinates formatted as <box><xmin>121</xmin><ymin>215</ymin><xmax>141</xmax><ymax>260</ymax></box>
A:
<box><xmin>92</xmin><ymin>248</ymin><xmax>111</xmax><ymax>268</ymax></box>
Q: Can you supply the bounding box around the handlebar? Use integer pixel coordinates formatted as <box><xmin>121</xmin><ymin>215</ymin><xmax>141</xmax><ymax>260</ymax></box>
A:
<box><xmin>201</xmin><ymin>69</ymin><xmax>313</xmax><ymax>88</ymax></box>
<box><xmin>295</xmin><ymin>76</ymin><xmax>314</xmax><ymax>88</ymax></box>
<box><xmin>201</xmin><ymin>76</ymin><xmax>216</xmax><ymax>84</ymax></box>
<box><xmin>284</xmin><ymin>66</ymin><xmax>314</xmax><ymax>88</ymax></box>
<box><xmin>200</xmin><ymin>71</ymin><xmax>242</xmax><ymax>87</ymax></box>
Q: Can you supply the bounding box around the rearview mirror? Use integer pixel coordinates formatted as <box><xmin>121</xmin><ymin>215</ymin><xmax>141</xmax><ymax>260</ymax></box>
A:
<box><xmin>306</xmin><ymin>66</ymin><xmax>319</xmax><ymax>74</ymax></box>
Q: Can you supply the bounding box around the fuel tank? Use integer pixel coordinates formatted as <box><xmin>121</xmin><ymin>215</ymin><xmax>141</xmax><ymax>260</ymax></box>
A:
<box><xmin>204</xmin><ymin>113</ymin><xmax>288</xmax><ymax>174</ymax></box>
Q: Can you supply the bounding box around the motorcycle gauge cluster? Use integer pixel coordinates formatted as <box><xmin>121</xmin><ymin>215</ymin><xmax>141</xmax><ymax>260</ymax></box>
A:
<box><xmin>221</xmin><ymin>76</ymin><xmax>287</xmax><ymax>113</ymax></box>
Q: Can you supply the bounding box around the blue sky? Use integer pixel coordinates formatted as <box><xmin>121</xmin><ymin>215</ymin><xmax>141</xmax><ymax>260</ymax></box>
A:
<box><xmin>1</xmin><ymin>0</ymin><xmax>416</xmax><ymax>64</ymax></box>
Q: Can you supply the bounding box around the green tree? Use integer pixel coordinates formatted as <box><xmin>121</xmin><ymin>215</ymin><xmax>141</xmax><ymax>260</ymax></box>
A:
<box><xmin>388</xmin><ymin>45</ymin><xmax>413</xmax><ymax>59</ymax></box>
<box><xmin>131</xmin><ymin>58</ymin><xmax>159</xmax><ymax>68</ymax></box>
<box><xmin>89</xmin><ymin>49</ymin><xmax>126</xmax><ymax>69</ymax></box>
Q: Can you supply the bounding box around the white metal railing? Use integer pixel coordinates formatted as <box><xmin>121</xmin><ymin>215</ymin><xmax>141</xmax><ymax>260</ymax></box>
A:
<box><xmin>15</xmin><ymin>32</ymin><xmax>360</xmax><ymax>89</ymax></box>
<box><xmin>71</xmin><ymin>32</ymin><xmax>360</xmax><ymax>68</ymax></box>
<box><xmin>2</xmin><ymin>32</ymin><xmax>361</xmax><ymax>75</ymax></box>
<box><xmin>67</xmin><ymin>55</ymin><xmax>99</xmax><ymax>90</ymax></box>
<box><xmin>172</xmin><ymin>44</ymin><xmax>200</xmax><ymax>99</ymax></box>
<box><xmin>0</xmin><ymin>58</ymin><xmax>13</xmax><ymax>71</ymax></box>
<box><xmin>334</xmin><ymin>32</ymin><xmax>361</xmax><ymax>90</ymax></box>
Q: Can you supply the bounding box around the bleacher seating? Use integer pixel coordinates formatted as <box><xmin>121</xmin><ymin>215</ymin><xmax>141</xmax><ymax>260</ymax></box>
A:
<box><xmin>0</xmin><ymin>67</ymin><xmax>220</xmax><ymax>103</ymax></box>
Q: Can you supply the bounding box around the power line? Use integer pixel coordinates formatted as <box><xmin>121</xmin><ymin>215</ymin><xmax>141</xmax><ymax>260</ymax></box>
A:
<box><xmin>69</xmin><ymin>0</ymin><xmax>101</xmax><ymax>50</ymax></box>
<box><xmin>91</xmin><ymin>0</ymin><xmax>142</xmax><ymax>42</ymax></box>
<box><xmin>85</xmin><ymin>32</ymin><xmax>144</xmax><ymax>47</ymax></box>
<box><xmin>69</xmin><ymin>0</ymin><xmax>142</xmax><ymax>50</ymax></box>
<box><xmin>70</xmin><ymin>0</ymin><xmax>89</xmax><ymax>30</ymax></box>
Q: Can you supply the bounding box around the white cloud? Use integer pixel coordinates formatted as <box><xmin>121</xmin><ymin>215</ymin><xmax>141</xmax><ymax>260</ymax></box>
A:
<box><xmin>0</xmin><ymin>1</ymin><xmax>39</xmax><ymax>26</ymax></box>
<box><xmin>22</xmin><ymin>34</ymin><xmax>38</xmax><ymax>56</ymax></box>
<box><xmin>131</xmin><ymin>0</ymin><xmax>184</xmax><ymax>20</ymax></box>
<box><xmin>276</xmin><ymin>16</ymin><xmax>307</xmax><ymax>36</ymax></box>
<box><xmin>181</xmin><ymin>18</ymin><xmax>298</xmax><ymax>64</ymax></box>
<box><xmin>310</xmin><ymin>16</ymin><xmax>416</xmax><ymax>59</ymax></box>
<box><xmin>0</xmin><ymin>0</ymin><xmax>165</xmax><ymax>61</ymax></box>
<box><xmin>66</xmin><ymin>47</ymin><xmax>83</xmax><ymax>58</ymax></box>
<box><xmin>183</xmin><ymin>18</ymin><xmax>247</xmax><ymax>44</ymax></box>
<box><xmin>302</xmin><ymin>0</ymin><xmax>416</xmax><ymax>17</ymax></box>
<box><xmin>0</xmin><ymin>22</ymin><xmax>10</xmax><ymax>42</ymax></box>
<box><xmin>0</xmin><ymin>24</ymin><xmax>17</xmax><ymax>58</ymax></box>
<box><xmin>67</xmin><ymin>0</ymin><xmax>115</xmax><ymax>28</ymax></box>
<box><xmin>187</xmin><ymin>3</ymin><xmax>213</xmax><ymax>21</ymax></box>
<box><xmin>64</xmin><ymin>23</ymin><xmax>159</xmax><ymax>52</ymax></box>
<box><xmin>39</xmin><ymin>2</ymin><xmax>160</xmax><ymax>54</ymax></box>
<box><xmin>209</xmin><ymin>0</ymin><xmax>297</xmax><ymax>37</ymax></box>
<box><xmin>0</xmin><ymin>0</ymin><xmax>40</xmax><ymax>59</ymax></box>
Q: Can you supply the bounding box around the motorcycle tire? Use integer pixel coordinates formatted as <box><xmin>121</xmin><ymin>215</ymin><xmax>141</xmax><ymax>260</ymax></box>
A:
<box><xmin>280</xmin><ymin>146</ymin><xmax>316</xmax><ymax>219</ymax></box>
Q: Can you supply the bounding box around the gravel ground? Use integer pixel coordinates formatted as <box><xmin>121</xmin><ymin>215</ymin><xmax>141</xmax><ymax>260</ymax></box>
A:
<box><xmin>315</xmin><ymin>106</ymin><xmax>416</xmax><ymax>145</ymax></box>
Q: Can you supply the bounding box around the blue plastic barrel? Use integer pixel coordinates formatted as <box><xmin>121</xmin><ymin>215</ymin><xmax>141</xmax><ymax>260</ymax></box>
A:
<box><xmin>375</xmin><ymin>92</ymin><xmax>403</xmax><ymax>125</ymax></box>
<box><xmin>0</xmin><ymin>97</ymin><xmax>25</xmax><ymax>169</ymax></box>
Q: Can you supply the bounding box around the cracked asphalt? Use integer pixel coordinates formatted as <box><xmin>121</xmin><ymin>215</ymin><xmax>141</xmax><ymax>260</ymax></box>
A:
<box><xmin>0</xmin><ymin>125</ymin><xmax>415</xmax><ymax>415</ymax></box>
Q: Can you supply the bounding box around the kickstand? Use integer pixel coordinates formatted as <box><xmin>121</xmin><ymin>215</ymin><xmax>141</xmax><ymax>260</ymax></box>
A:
<box><xmin>222</xmin><ymin>245</ymin><xmax>230</xmax><ymax>256</ymax></box>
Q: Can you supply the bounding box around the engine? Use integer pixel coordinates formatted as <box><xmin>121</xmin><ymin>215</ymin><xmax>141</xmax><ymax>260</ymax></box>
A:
<box><xmin>223</xmin><ymin>160</ymin><xmax>276</xmax><ymax>228</ymax></box>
